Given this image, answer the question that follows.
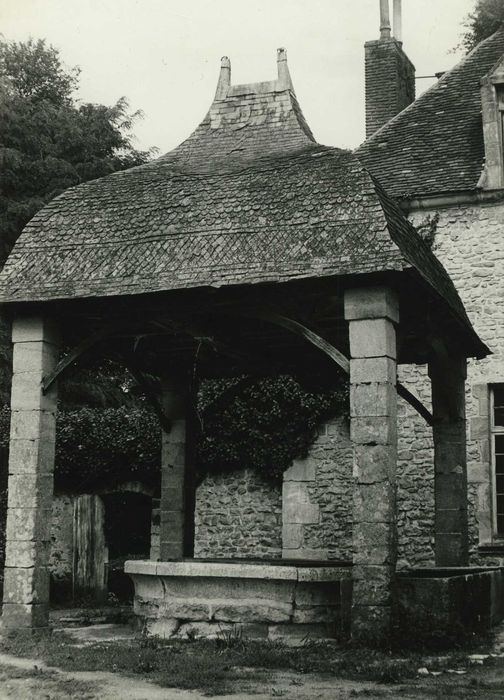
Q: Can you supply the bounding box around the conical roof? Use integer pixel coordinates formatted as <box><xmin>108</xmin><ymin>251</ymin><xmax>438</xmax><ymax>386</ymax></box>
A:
<box><xmin>0</xmin><ymin>49</ymin><xmax>484</xmax><ymax>353</ymax></box>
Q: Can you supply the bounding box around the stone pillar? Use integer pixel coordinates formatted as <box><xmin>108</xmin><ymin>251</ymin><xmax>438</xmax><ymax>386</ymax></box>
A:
<box><xmin>2</xmin><ymin>316</ymin><xmax>59</xmax><ymax>629</ymax></box>
<box><xmin>428</xmin><ymin>355</ymin><xmax>468</xmax><ymax>566</ymax></box>
<box><xmin>344</xmin><ymin>287</ymin><xmax>399</xmax><ymax>641</ymax></box>
<box><xmin>159</xmin><ymin>378</ymin><xmax>187</xmax><ymax>560</ymax></box>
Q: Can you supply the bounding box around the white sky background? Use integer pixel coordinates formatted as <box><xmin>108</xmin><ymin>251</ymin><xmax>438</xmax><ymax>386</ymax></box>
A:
<box><xmin>1</xmin><ymin>0</ymin><xmax>475</xmax><ymax>153</ymax></box>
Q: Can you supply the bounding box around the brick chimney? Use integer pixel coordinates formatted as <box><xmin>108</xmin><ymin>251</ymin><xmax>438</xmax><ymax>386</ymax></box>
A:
<box><xmin>365</xmin><ymin>0</ymin><xmax>415</xmax><ymax>137</ymax></box>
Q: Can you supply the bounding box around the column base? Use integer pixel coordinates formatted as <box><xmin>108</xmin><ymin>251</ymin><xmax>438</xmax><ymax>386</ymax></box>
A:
<box><xmin>1</xmin><ymin>602</ymin><xmax>50</xmax><ymax>629</ymax></box>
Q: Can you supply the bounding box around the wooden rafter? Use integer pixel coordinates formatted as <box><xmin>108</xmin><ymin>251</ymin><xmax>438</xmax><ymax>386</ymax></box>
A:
<box><xmin>244</xmin><ymin>309</ymin><xmax>433</xmax><ymax>426</ymax></box>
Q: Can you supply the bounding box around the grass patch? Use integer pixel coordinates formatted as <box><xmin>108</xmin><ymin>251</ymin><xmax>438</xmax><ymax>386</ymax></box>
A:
<box><xmin>0</xmin><ymin>628</ymin><xmax>490</xmax><ymax>696</ymax></box>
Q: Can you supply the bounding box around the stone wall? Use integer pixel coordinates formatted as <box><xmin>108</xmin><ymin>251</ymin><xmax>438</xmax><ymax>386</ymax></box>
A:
<box><xmin>394</xmin><ymin>200</ymin><xmax>504</xmax><ymax>567</ymax></box>
<box><xmin>49</xmin><ymin>495</ymin><xmax>74</xmax><ymax>585</ymax></box>
<box><xmin>194</xmin><ymin>469</ymin><xmax>282</xmax><ymax>559</ymax></box>
<box><xmin>283</xmin><ymin>417</ymin><xmax>353</xmax><ymax>561</ymax></box>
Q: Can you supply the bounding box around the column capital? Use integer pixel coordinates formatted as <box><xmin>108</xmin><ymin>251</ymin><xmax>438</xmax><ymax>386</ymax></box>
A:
<box><xmin>344</xmin><ymin>287</ymin><xmax>399</xmax><ymax>324</ymax></box>
<box><xmin>12</xmin><ymin>316</ymin><xmax>60</xmax><ymax>345</ymax></box>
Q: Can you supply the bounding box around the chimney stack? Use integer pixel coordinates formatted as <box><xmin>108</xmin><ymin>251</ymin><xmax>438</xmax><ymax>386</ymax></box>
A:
<box><xmin>365</xmin><ymin>0</ymin><xmax>415</xmax><ymax>138</ymax></box>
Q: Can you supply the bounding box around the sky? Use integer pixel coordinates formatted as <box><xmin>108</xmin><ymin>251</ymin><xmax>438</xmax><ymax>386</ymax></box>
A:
<box><xmin>1</xmin><ymin>0</ymin><xmax>475</xmax><ymax>154</ymax></box>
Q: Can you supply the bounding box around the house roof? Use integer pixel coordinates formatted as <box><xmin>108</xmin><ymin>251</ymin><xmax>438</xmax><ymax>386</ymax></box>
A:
<box><xmin>357</xmin><ymin>26</ymin><xmax>504</xmax><ymax>200</ymax></box>
<box><xmin>0</xmin><ymin>50</ymin><xmax>488</xmax><ymax>355</ymax></box>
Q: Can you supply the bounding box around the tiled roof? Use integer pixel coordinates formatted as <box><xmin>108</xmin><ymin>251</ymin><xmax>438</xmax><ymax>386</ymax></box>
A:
<box><xmin>357</xmin><ymin>27</ymin><xmax>504</xmax><ymax>199</ymax></box>
<box><xmin>0</xmin><ymin>50</ymin><xmax>484</xmax><ymax>349</ymax></box>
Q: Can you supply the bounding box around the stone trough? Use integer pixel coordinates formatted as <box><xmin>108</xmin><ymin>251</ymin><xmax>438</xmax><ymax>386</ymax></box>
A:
<box><xmin>125</xmin><ymin>559</ymin><xmax>352</xmax><ymax>643</ymax></box>
<box><xmin>396</xmin><ymin>567</ymin><xmax>504</xmax><ymax>635</ymax></box>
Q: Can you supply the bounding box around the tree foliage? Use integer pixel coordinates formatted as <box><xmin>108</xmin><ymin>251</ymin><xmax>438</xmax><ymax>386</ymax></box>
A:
<box><xmin>459</xmin><ymin>0</ymin><xmax>504</xmax><ymax>53</ymax></box>
<box><xmin>0</xmin><ymin>38</ymin><xmax>154</xmax><ymax>263</ymax></box>
<box><xmin>196</xmin><ymin>374</ymin><xmax>348</xmax><ymax>482</ymax></box>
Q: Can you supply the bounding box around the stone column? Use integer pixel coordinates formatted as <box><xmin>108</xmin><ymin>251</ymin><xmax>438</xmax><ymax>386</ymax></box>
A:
<box><xmin>159</xmin><ymin>378</ymin><xmax>188</xmax><ymax>560</ymax></box>
<box><xmin>344</xmin><ymin>287</ymin><xmax>399</xmax><ymax>641</ymax></box>
<box><xmin>2</xmin><ymin>316</ymin><xmax>59</xmax><ymax>629</ymax></box>
<box><xmin>428</xmin><ymin>355</ymin><xmax>468</xmax><ymax>566</ymax></box>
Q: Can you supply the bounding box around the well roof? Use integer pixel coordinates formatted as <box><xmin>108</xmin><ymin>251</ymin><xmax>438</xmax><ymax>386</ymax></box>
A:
<box><xmin>357</xmin><ymin>27</ymin><xmax>504</xmax><ymax>199</ymax></box>
<box><xmin>0</xmin><ymin>50</ymin><xmax>487</xmax><ymax>353</ymax></box>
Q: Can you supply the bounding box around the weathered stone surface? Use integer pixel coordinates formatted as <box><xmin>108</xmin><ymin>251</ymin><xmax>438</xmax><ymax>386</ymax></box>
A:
<box><xmin>8</xmin><ymin>438</ymin><xmax>55</xmax><ymax>475</ymax></box>
<box><xmin>9</xmin><ymin>410</ymin><xmax>56</xmax><ymax>442</ymax></box>
<box><xmin>268</xmin><ymin>623</ymin><xmax>339</xmax><ymax>645</ymax></box>
<box><xmin>11</xmin><ymin>317</ymin><xmax>59</xmax><ymax>345</ymax></box>
<box><xmin>348</xmin><ymin>319</ymin><xmax>397</xmax><ymax>359</ymax></box>
<box><xmin>350</xmin><ymin>383</ymin><xmax>396</xmax><ymax>418</ymax></box>
<box><xmin>282</xmin><ymin>523</ymin><xmax>303</xmax><ymax>550</ymax></box>
<box><xmin>283</xmin><ymin>502</ymin><xmax>319</xmax><ymax>525</ymax></box>
<box><xmin>2</xmin><ymin>566</ymin><xmax>49</xmax><ymax>605</ymax></box>
<box><xmin>353</xmin><ymin>445</ymin><xmax>396</xmax><ymax>484</ymax></box>
<box><xmin>1</xmin><ymin>602</ymin><xmax>49</xmax><ymax>628</ymax></box>
<box><xmin>11</xmin><ymin>373</ymin><xmax>57</xmax><ymax>411</ymax></box>
<box><xmin>283</xmin><ymin>481</ymin><xmax>311</xmax><ymax>506</ymax></box>
<box><xmin>351</xmin><ymin>605</ymin><xmax>391</xmax><ymax>643</ymax></box>
<box><xmin>353</xmin><ymin>483</ymin><xmax>396</xmax><ymax>523</ymax></box>
<box><xmin>353</xmin><ymin>522</ymin><xmax>395</xmax><ymax>565</ymax></box>
<box><xmin>195</xmin><ymin>468</ymin><xmax>282</xmax><ymax>560</ymax></box>
<box><xmin>159</xmin><ymin>541</ymin><xmax>184</xmax><ymax>560</ymax></box>
<box><xmin>344</xmin><ymin>287</ymin><xmax>399</xmax><ymax>323</ymax></box>
<box><xmin>176</xmin><ymin>621</ymin><xmax>235</xmax><ymax>640</ymax></box>
<box><xmin>5</xmin><ymin>540</ymin><xmax>49</xmax><ymax>568</ymax></box>
<box><xmin>143</xmin><ymin>618</ymin><xmax>180</xmax><ymax>639</ymax></box>
<box><xmin>211</xmin><ymin>600</ymin><xmax>292</xmax><ymax>623</ymax></box>
<box><xmin>351</xmin><ymin>416</ymin><xmax>397</xmax><ymax>446</ymax></box>
<box><xmin>5</xmin><ymin>507</ymin><xmax>51</xmax><ymax>542</ymax></box>
<box><xmin>7</xmin><ymin>474</ymin><xmax>53</xmax><ymax>509</ymax></box>
<box><xmin>294</xmin><ymin>581</ymin><xmax>341</xmax><ymax>605</ymax></box>
<box><xmin>12</xmin><ymin>341</ymin><xmax>59</xmax><ymax>375</ymax></box>
<box><xmin>352</xmin><ymin>565</ymin><xmax>392</xmax><ymax>606</ymax></box>
<box><xmin>284</xmin><ymin>458</ymin><xmax>317</xmax><ymax>482</ymax></box>
<box><xmin>292</xmin><ymin>605</ymin><xmax>341</xmax><ymax>624</ymax></box>
<box><xmin>350</xmin><ymin>357</ymin><xmax>396</xmax><ymax>385</ymax></box>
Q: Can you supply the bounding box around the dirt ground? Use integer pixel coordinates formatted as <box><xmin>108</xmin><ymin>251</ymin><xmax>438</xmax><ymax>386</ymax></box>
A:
<box><xmin>0</xmin><ymin>622</ymin><xmax>504</xmax><ymax>699</ymax></box>
<box><xmin>1</xmin><ymin>650</ymin><xmax>504</xmax><ymax>700</ymax></box>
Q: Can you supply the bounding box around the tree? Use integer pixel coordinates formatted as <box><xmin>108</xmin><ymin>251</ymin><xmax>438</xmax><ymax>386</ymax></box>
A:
<box><xmin>459</xmin><ymin>0</ymin><xmax>504</xmax><ymax>53</ymax></box>
<box><xmin>0</xmin><ymin>38</ymin><xmax>154</xmax><ymax>264</ymax></box>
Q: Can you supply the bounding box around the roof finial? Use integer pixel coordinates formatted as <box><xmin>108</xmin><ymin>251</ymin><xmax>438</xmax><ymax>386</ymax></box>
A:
<box><xmin>277</xmin><ymin>47</ymin><xmax>293</xmax><ymax>90</ymax></box>
<box><xmin>380</xmin><ymin>0</ymin><xmax>391</xmax><ymax>40</ymax></box>
<box><xmin>215</xmin><ymin>56</ymin><xmax>231</xmax><ymax>100</ymax></box>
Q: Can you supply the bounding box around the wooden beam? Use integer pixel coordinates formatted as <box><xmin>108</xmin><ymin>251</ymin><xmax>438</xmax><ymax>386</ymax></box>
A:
<box><xmin>244</xmin><ymin>310</ymin><xmax>433</xmax><ymax>426</ymax></box>
<box><xmin>42</xmin><ymin>322</ymin><xmax>126</xmax><ymax>394</ymax></box>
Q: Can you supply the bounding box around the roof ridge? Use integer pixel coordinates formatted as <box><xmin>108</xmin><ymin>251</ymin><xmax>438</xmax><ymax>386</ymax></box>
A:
<box><xmin>358</xmin><ymin>25</ymin><xmax>504</xmax><ymax>151</ymax></box>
